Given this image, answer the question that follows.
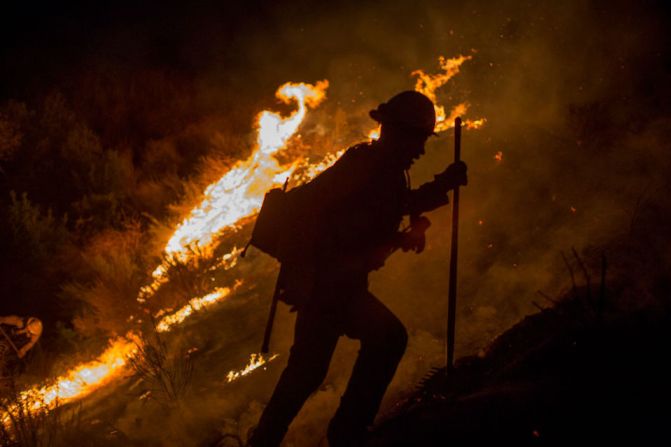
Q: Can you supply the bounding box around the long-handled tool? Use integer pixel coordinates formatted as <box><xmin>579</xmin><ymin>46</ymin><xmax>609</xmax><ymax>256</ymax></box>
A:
<box><xmin>261</xmin><ymin>273</ymin><xmax>282</xmax><ymax>354</ymax></box>
<box><xmin>0</xmin><ymin>325</ymin><xmax>21</xmax><ymax>358</ymax></box>
<box><xmin>446</xmin><ymin>117</ymin><xmax>462</xmax><ymax>372</ymax></box>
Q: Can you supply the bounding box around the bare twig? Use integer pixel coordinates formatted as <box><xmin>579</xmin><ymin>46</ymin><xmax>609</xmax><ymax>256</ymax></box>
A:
<box><xmin>536</xmin><ymin>290</ymin><xmax>559</xmax><ymax>305</ymax></box>
<box><xmin>531</xmin><ymin>301</ymin><xmax>546</xmax><ymax>312</ymax></box>
<box><xmin>561</xmin><ymin>251</ymin><xmax>578</xmax><ymax>299</ymax></box>
<box><xmin>0</xmin><ymin>385</ymin><xmax>82</xmax><ymax>447</ymax></box>
<box><xmin>571</xmin><ymin>247</ymin><xmax>592</xmax><ymax>304</ymax></box>
<box><xmin>128</xmin><ymin>329</ymin><xmax>195</xmax><ymax>407</ymax></box>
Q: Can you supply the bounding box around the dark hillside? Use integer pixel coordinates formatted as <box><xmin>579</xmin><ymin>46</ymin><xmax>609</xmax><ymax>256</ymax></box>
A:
<box><xmin>367</xmin><ymin>290</ymin><xmax>671</xmax><ymax>445</ymax></box>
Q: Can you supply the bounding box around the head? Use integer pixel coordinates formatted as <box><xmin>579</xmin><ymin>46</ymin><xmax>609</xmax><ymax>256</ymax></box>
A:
<box><xmin>370</xmin><ymin>91</ymin><xmax>437</xmax><ymax>169</ymax></box>
<box><xmin>26</xmin><ymin>317</ymin><xmax>43</xmax><ymax>338</ymax></box>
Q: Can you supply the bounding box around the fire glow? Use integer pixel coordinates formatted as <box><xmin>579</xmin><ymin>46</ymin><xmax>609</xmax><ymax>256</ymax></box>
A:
<box><xmin>11</xmin><ymin>55</ymin><xmax>484</xmax><ymax>419</ymax></box>
<box><xmin>368</xmin><ymin>54</ymin><xmax>484</xmax><ymax>141</ymax></box>
<box><xmin>226</xmin><ymin>353</ymin><xmax>280</xmax><ymax>383</ymax></box>
<box><xmin>412</xmin><ymin>54</ymin><xmax>485</xmax><ymax>132</ymax></box>
<box><xmin>163</xmin><ymin>80</ymin><xmax>329</xmax><ymax>260</ymax></box>
<box><xmin>155</xmin><ymin>287</ymin><xmax>234</xmax><ymax>333</ymax></box>
<box><xmin>8</xmin><ymin>80</ymin><xmax>330</xmax><ymax>419</ymax></box>
<box><xmin>4</xmin><ymin>335</ymin><xmax>138</xmax><ymax>420</ymax></box>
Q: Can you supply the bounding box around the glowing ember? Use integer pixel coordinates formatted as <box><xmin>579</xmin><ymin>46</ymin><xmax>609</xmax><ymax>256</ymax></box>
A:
<box><xmin>226</xmin><ymin>353</ymin><xmax>279</xmax><ymax>383</ymax></box>
<box><xmin>495</xmin><ymin>151</ymin><xmax>503</xmax><ymax>162</ymax></box>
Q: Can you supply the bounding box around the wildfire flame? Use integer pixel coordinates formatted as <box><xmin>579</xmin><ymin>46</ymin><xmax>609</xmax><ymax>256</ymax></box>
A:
<box><xmin>367</xmin><ymin>55</ymin><xmax>484</xmax><ymax>141</ymax></box>
<box><xmin>8</xmin><ymin>81</ymin><xmax>330</xmax><ymax>419</ymax></box>
<box><xmin>412</xmin><ymin>54</ymin><xmax>486</xmax><ymax>132</ymax></box>
<box><xmin>138</xmin><ymin>80</ymin><xmax>330</xmax><ymax>302</ymax></box>
<box><xmin>163</xmin><ymin>80</ymin><xmax>329</xmax><ymax>260</ymax></box>
<box><xmin>12</xmin><ymin>55</ymin><xmax>485</xmax><ymax>420</ymax></box>
<box><xmin>5</xmin><ymin>335</ymin><xmax>138</xmax><ymax>419</ymax></box>
<box><xmin>226</xmin><ymin>353</ymin><xmax>279</xmax><ymax>383</ymax></box>
<box><xmin>156</xmin><ymin>286</ymin><xmax>234</xmax><ymax>333</ymax></box>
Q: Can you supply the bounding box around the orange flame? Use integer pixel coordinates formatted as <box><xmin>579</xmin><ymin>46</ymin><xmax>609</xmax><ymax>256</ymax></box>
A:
<box><xmin>163</xmin><ymin>80</ymin><xmax>328</xmax><ymax>260</ymax></box>
<box><xmin>156</xmin><ymin>286</ymin><xmax>235</xmax><ymax>333</ymax></box>
<box><xmin>367</xmin><ymin>55</ymin><xmax>484</xmax><ymax>140</ymax></box>
<box><xmin>412</xmin><ymin>54</ymin><xmax>485</xmax><ymax>133</ymax></box>
<box><xmin>7</xmin><ymin>335</ymin><xmax>138</xmax><ymax>417</ymax></box>
<box><xmin>139</xmin><ymin>80</ymin><xmax>330</xmax><ymax>302</ymax></box>
<box><xmin>14</xmin><ymin>55</ymin><xmax>487</xmax><ymax>418</ymax></box>
<box><xmin>11</xmin><ymin>81</ymin><xmax>330</xmax><ymax>418</ymax></box>
<box><xmin>465</xmin><ymin>118</ymin><xmax>487</xmax><ymax>129</ymax></box>
<box><xmin>226</xmin><ymin>353</ymin><xmax>279</xmax><ymax>383</ymax></box>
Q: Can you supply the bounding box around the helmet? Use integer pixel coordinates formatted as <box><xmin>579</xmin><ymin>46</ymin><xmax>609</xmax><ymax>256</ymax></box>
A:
<box><xmin>26</xmin><ymin>318</ymin><xmax>43</xmax><ymax>337</ymax></box>
<box><xmin>369</xmin><ymin>91</ymin><xmax>438</xmax><ymax>136</ymax></box>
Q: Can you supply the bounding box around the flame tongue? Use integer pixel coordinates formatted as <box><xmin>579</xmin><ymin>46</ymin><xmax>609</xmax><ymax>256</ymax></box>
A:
<box><xmin>368</xmin><ymin>55</ymin><xmax>484</xmax><ymax>141</ymax></box>
<box><xmin>258</xmin><ymin>80</ymin><xmax>329</xmax><ymax>155</ymax></box>
<box><xmin>164</xmin><ymin>80</ymin><xmax>329</xmax><ymax>260</ymax></box>
<box><xmin>226</xmin><ymin>353</ymin><xmax>279</xmax><ymax>383</ymax></box>
<box><xmin>412</xmin><ymin>54</ymin><xmax>484</xmax><ymax>132</ymax></box>
<box><xmin>7</xmin><ymin>80</ymin><xmax>330</xmax><ymax>419</ymax></box>
<box><xmin>7</xmin><ymin>335</ymin><xmax>138</xmax><ymax>416</ymax></box>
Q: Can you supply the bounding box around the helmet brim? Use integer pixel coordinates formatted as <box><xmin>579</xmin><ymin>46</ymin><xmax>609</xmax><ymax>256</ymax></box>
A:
<box><xmin>369</xmin><ymin>109</ymin><xmax>438</xmax><ymax>137</ymax></box>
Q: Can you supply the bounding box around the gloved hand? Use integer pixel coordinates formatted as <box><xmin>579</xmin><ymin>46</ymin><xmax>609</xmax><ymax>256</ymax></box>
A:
<box><xmin>400</xmin><ymin>215</ymin><xmax>431</xmax><ymax>253</ymax></box>
<box><xmin>434</xmin><ymin>160</ymin><xmax>468</xmax><ymax>191</ymax></box>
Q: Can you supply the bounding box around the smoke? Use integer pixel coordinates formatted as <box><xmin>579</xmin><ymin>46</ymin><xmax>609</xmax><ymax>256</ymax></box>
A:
<box><xmin>3</xmin><ymin>0</ymin><xmax>670</xmax><ymax>445</ymax></box>
<box><xmin>207</xmin><ymin>1</ymin><xmax>671</xmax><ymax>443</ymax></box>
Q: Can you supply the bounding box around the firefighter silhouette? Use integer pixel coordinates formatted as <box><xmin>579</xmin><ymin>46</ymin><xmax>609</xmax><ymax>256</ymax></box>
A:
<box><xmin>249</xmin><ymin>91</ymin><xmax>467</xmax><ymax>447</ymax></box>
<box><xmin>0</xmin><ymin>316</ymin><xmax>43</xmax><ymax>388</ymax></box>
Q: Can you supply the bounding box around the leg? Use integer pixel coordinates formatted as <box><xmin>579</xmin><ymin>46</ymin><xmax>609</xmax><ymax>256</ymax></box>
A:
<box><xmin>249</xmin><ymin>309</ymin><xmax>340</xmax><ymax>447</ymax></box>
<box><xmin>328</xmin><ymin>292</ymin><xmax>408</xmax><ymax>446</ymax></box>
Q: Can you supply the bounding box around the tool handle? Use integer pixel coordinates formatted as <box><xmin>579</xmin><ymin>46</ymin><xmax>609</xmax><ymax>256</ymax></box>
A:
<box><xmin>447</xmin><ymin>117</ymin><xmax>462</xmax><ymax>372</ymax></box>
<box><xmin>454</xmin><ymin>117</ymin><xmax>462</xmax><ymax>162</ymax></box>
<box><xmin>261</xmin><ymin>275</ymin><xmax>282</xmax><ymax>354</ymax></box>
<box><xmin>0</xmin><ymin>325</ymin><xmax>21</xmax><ymax>357</ymax></box>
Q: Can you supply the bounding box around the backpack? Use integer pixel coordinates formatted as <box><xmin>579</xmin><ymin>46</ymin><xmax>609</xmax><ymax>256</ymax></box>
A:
<box><xmin>244</xmin><ymin>185</ymin><xmax>291</xmax><ymax>261</ymax></box>
<box><xmin>243</xmin><ymin>180</ymin><xmax>318</xmax><ymax>353</ymax></box>
<box><xmin>242</xmin><ymin>179</ymin><xmax>318</xmax><ymax>264</ymax></box>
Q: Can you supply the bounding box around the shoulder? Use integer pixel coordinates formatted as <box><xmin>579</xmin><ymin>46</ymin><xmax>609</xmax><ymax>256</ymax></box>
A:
<box><xmin>330</xmin><ymin>142</ymin><xmax>379</xmax><ymax>176</ymax></box>
<box><xmin>302</xmin><ymin>142</ymin><xmax>377</xmax><ymax>199</ymax></box>
<box><xmin>340</xmin><ymin>142</ymin><xmax>375</xmax><ymax>163</ymax></box>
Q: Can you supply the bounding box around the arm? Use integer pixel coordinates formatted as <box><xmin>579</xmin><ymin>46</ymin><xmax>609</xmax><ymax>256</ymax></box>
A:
<box><xmin>17</xmin><ymin>335</ymin><xmax>38</xmax><ymax>359</ymax></box>
<box><xmin>0</xmin><ymin>315</ymin><xmax>24</xmax><ymax>327</ymax></box>
<box><xmin>363</xmin><ymin>216</ymin><xmax>432</xmax><ymax>271</ymax></box>
<box><xmin>406</xmin><ymin>161</ymin><xmax>468</xmax><ymax>215</ymax></box>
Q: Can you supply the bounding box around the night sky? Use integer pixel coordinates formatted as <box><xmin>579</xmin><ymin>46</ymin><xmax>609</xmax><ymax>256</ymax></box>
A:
<box><xmin>4</xmin><ymin>1</ymin><xmax>668</xmax><ymax>99</ymax></box>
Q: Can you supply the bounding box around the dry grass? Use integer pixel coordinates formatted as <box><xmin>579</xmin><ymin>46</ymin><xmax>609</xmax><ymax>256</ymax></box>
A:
<box><xmin>0</xmin><ymin>386</ymin><xmax>82</xmax><ymax>447</ymax></box>
<box><xmin>127</xmin><ymin>329</ymin><xmax>195</xmax><ymax>408</ymax></box>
